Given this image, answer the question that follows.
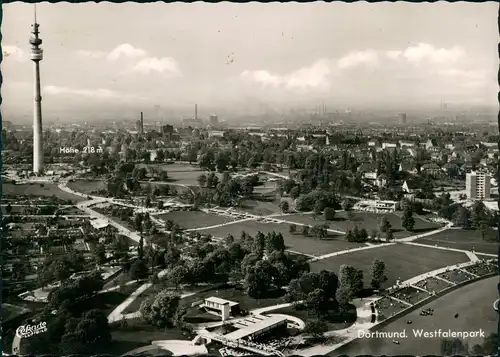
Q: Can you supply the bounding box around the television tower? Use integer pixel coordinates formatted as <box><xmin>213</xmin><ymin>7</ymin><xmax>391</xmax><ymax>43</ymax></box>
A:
<box><xmin>30</xmin><ymin>5</ymin><xmax>44</xmax><ymax>174</ymax></box>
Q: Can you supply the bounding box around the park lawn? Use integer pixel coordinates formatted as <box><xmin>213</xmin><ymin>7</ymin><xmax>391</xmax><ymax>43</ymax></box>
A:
<box><xmin>83</xmin><ymin>282</ymin><xmax>142</xmax><ymax>316</ymax></box>
<box><xmin>417</xmin><ymin>228</ymin><xmax>499</xmax><ymax>255</ymax></box>
<box><xmin>155</xmin><ymin>211</ymin><xmax>237</xmax><ymax>229</ymax></box>
<box><xmin>272</xmin><ymin>304</ymin><xmax>356</xmax><ymax>331</ymax></box>
<box><xmin>122</xmin><ymin>284</ymin><xmax>159</xmax><ymax>314</ymax></box>
<box><xmin>200</xmin><ymin>220</ymin><xmax>364</xmax><ymax>256</ymax></box>
<box><xmin>3</xmin><ymin>183</ymin><xmax>85</xmax><ymax>203</ymax></box>
<box><xmin>138</xmin><ymin>162</ymin><xmax>201</xmax><ymax>173</ymax></box>
<box><xmin>238</xmin><ymin>199</ymin><xmax>282</xmax><ymax>216</ymax></box>
<box><xmin>67</xmin><ymin>179</ymin><xmax>106</xmax><ymax>195</ymax></box>
<box><xmin>277</xmin><ymin>211</ymin><xmax>441</xmax><ymax>238</ymax></box>
<box><xmin>110</xmin><ymin>317</ymin><xmax>191</xmax><ymax>355</ymax></box>
<box><xmin>310</xmin><ymin>243</ymin><xmax>470</xmax><ymax>287</ymax></box>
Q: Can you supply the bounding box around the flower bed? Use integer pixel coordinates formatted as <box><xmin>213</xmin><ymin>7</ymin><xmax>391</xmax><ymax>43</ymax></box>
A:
<box><xmin>436</xmin><ymin>269</ymin><xmax>470</xmax><ymax>284</ymax></box>
<box><xmin>462</xmin><ymin>261</ymin><xmax>497</xmax><ymax>277</ymax></box>
<box><xmin>391</xmin><ymin>286</ymin><xmax>429</xmax><ymax>305</ymax></box>
<box><xmin>413</xmin><ymin>276</ymin><xmax>453</xmax><ymax>294</ymax></box>
<box><xmin>374</xmin><ymin>297</ymin><xmax>408</xmax><ymax>321</ymax></box>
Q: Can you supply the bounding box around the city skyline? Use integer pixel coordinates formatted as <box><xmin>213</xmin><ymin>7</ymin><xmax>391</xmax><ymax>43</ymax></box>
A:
<box><xmin>2</xmin><ymin>2</ymin><xmax>498</xmax><ymax>120</ymax></box>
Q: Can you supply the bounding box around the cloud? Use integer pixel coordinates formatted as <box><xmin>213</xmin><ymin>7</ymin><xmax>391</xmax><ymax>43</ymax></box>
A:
<box><xmin>75</xmin><ymin>44</ymin><xmax>180</xmax><ymax>75</ymax></box>
<box><xmin>241</xmin><ymin>59</ymin><xmax>333</xmax><ymax>89</ymax></box>
<box><xmin>44</xmin><ymin>85</ymin><xmax>120</xmax><ymax>98</ymax></box>
<box><xmin>132</xmin><ymin>57</ymin><xmax>180</xmax><ymax>75</ymax></box>
<box><xmin>386</xmin><ymin>43</ymin><xmax>465</xmax><ymax>64</ymax></box>
<box><xmin>337</xmin><ymin>50</ymin><xmax>378</xmax><ymax>69</ymax></box>
<box><xmin>106</xmin><ymin>44</ymin><xmax>148</xmax><ymax>61</ymax></box>
<box><xmin>3</xmin><ymin>45</ymin><xmax>26</xmax><ymax>61</ymax></box>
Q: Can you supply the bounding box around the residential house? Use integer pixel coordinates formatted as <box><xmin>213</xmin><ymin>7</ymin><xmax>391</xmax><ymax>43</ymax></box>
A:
<box><xmin>442</xmin><ymin>163</ymin><xmax>460</xmax><ymax>178</ymax></box>
<box><xmin>296</xmin><ymin>144</ymin><xmax>314</xmax><ymax>152</ymax></box>
<box><xmin>425</xmin><ymin>139</ymin><xmax>438</xmax><ymax>151</ymax></box>
<box><xmin>382</xmin><ymin>142</ymin><xmax>398</xmax><ymax>150</ymax></box>
<box><xmin>375</xmin><ymin>174</ymin><xmax>388</xmax><ymax>188</ymax></box>
<box><xmin>421</xmin><ymin>163</ymin><xmax>441</xmax><ymax>176</ymax></box>
<box><xmin>399</xmin><ymin>141</ymin><xmax>415</xmax><ymax>148</ymax></box>
<box><xmin>402</xmin><ymin>179</ymin><xmax>421</xmax><ymax>194</ymax></box>
<box><xmin>398</xmin><ymin>163</ymin><xmax>418</xmax><ymax>174</ymax></box>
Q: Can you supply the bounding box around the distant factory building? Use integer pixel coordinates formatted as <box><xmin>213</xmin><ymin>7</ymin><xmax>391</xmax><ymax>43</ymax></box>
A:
<box><xmin>209</xmin><ymin>114</ymin><xmax>219</xmax><ymax>126</ymax></box>
<box><xmin>398</xmin><ymin>113</ymin><xmax>407</xmax><ymax>125</ymax></box>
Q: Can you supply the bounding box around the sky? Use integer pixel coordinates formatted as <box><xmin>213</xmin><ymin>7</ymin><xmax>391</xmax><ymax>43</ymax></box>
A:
<box><xmin>2</xmin><ymin>2</ymin><xmax>499</xmax><ymax>120</ymax></box>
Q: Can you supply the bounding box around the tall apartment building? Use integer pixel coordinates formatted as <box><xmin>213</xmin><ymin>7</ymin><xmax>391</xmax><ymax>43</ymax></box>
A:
<box><xmin>466</xmin><ymin>171</ymin><xmax>491</xmax><ymax>200</ymax></box>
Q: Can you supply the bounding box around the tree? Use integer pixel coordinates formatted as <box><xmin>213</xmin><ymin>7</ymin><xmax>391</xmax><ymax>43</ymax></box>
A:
<box><xmin>197</xmin><ymin>174</ymin><xmax>207</xmax><ymax>188</ymax></box>
<box><xmin>452</xmin><ymin>206</ymin><xmax>471</xmax><ymax>229</ymax></box>
<box><xmin>246</xmin><ymin>261</ymin><xmax>274</xmax><ymax>299</ymax></box>
<box><xmin>6</xmin><ymin>203</ymin><xmax>12</xmax><ymax>215</ymax></box>
<box><xmin>313</xmin><ymin>201</ymin><xmax>323</xmax><ymax>215</ymax></box>
<box><xmin>370</xmin><ymin>259</ymin><xmax>387</xmax><ymax>290</ymax></box>
<box><xmin>310</xmin><ymin>224</ymin><xmax>328</xmax><ymax>239</ymax></box>
<box><xmin>342</xmin><ymin>199</ymin><xmax>354</xmax><ymax>211</ymax></box>
<box><xmin>304</xmin><ymin>319</ymin><xmax>328</xmax><ymax>339</ymax></box>
<box><xmin>129</xmin><ymin>259</ymin><xmax>149</xmax><ymax>280</ymax></box>
<box><xmin>480</xmin><ymin>222</ymin><xmax>490</xmax><ymax>241</ymax></box>
<box><xmin>471</xmin><ymin>201</ymin><xmax>488</xmax><ymax>229</ymax></box>
<box><xmin>225</xmin><ymin>234</ymin><xmax>235</xmax><ymax>245</ymax></box>
<box><xmin>289</xmin><ymin>224</ymin><xmax>297</xmax><ymax>234</ymax></box>
<box><xmin>60</xmin><ymin>309</ymin><xmax>111</xmax><ymax>354</ymax></box>
<box><xmin>140</xmin><ymin>289</ymin><xmax>181</xmax><ymax>328</ymax></box>
<box><xmin>385</xmin><ymin>229</ymin><xmax>394</xmax><ymax>241</ymax></box>
<box><xmin>266</xmin><ymin>232</ymin><xmax>286</xmax><ymax>252</ymax></box>
<box><xmin>471</xmin><ymin>333</ymin><xmax>498</xmax><ymax>355</ymax></box>
<box><xmin>301</xmin><ymin>225</ymin><xmax>310</xmax><ymax>236</ymax></box>
<box><xmin>167</xmin><ymin>265</ymin><xmax>188</xmax><ymax>289</ymax></box>
<box><xmin>441</xmin><ymin>338</ymin><xmax>469</xmax><ymax>356</ymax></box>
<box><xmin>324</xmin><ymin>207</ymin><xmax>336</xmax><ymax>221</ymax></box>
<box><xmin>379</xmin><ymin>216</ymin><xmax>392</xmax><ymax>233</ymax></box>
<box><xmin>280</xmin><ymin>200</ymin><xmax>290</xmax><ymax>213</ymax></box>
<box><xmin>289</xmin><ymin>186</ymin><xmax>300</xmax><ymax>200</ymax></box>
<box><xmin>402</xmin><ymin>206</ymin><xmax>415</xmax><ymax>232</ymax></box>
<box><xmin>91</xmin><ymin>243</ymin><xmax>106</xmax><ymax>265</ymax></box>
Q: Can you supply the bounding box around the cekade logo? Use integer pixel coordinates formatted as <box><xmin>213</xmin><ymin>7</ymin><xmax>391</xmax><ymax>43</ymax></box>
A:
<box><xmin>15</xmin><ymin>321</ymin><xmax>47</xmax><ymax>338</ymax></box>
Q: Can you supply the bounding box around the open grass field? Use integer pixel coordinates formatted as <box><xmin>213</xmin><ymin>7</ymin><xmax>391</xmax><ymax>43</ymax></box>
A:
<box><xmin>3</xmin><ymin>183</ymin><xmax>85</xmax><ymax>203</ymax></box>
<box><xmin>276</xmin><ymin>211</ymin><xmax>442</xmax><ymax>238</ymax></box>
<box><xmin>110</xmin><ymin>318</ymin><xmax>190</xmax><ymax>355</ymax></box>
<box><xmin>200</xmin><ymin>220</ymin><xmax>364</xmax><ymax>256</ymax></box>
<box><xmin>238</xmin><ymin>199</ymin><xmax>284</xmax><ymax>216</ymax></box>
<box><xmin>310</xmin><ymin>243</ymin><xmax>470</xmax><ymax>287</ymax></box>
<box><xmin>335</xmin><ymin>276</ymin><xmax>497</xmax><ymax>356</ymax></box>
<box><xmin>417</xmin><ymin>228</ymin><xmax>498</xmax><ymax>255</ymax></box>
<box><xmin>138</xmin><ymin>163</ymin><xmax>205</xmax><ymax>186</ymax></box>
<box><xmin>272</xmin><ymin>304</ymin><xmax>357</xmax><ymax>331</ymax></box>
<box><xmin>67</xmin><ymin>179</ymin><xmax>106</xmax><ymax>195</ymax></box>
<box><xmin>85</xmin><ymin>282</ymin><xmax>142</xmax><ymax>316</ymax></box>
<box><xmin>155</xmin><ymin>211</ymin><xmax>237</xmax><ymax>229</ymax></box>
